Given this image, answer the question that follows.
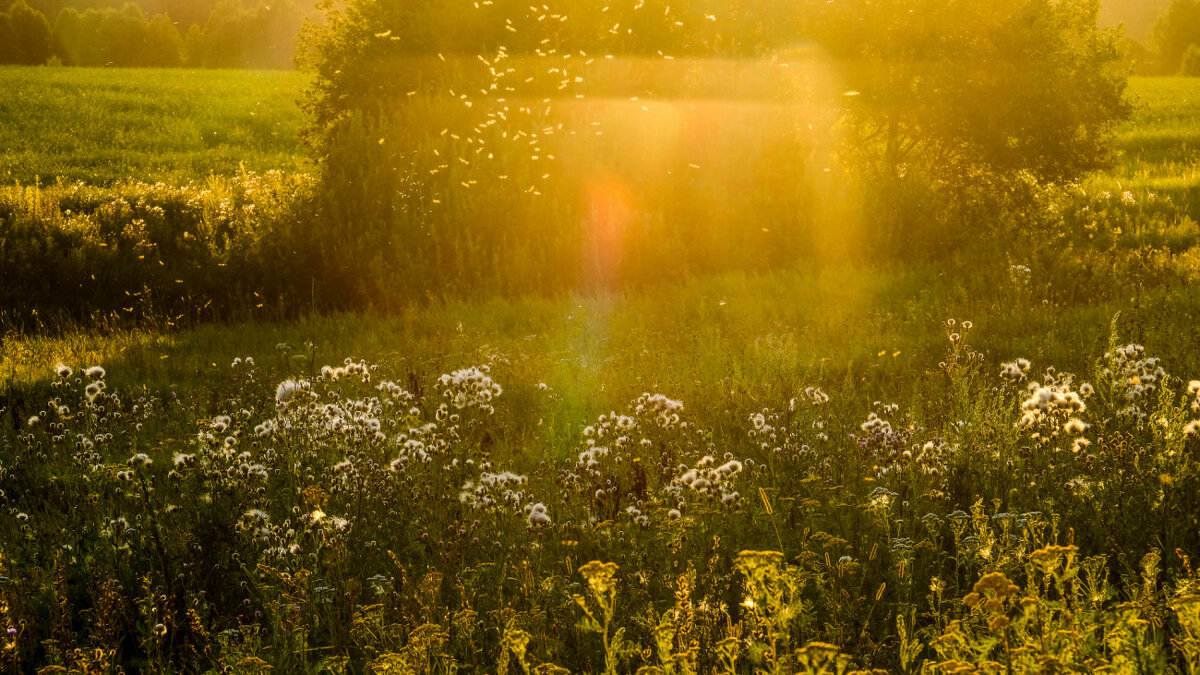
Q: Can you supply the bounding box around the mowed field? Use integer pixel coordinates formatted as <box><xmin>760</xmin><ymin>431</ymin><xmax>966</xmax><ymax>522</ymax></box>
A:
<box><xmin>5</xmin><ymin>67</ymin><xmax>1200</xmax><ymax>671</ymax></box>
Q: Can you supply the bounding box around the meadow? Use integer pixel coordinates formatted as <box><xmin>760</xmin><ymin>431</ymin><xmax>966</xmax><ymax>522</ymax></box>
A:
<box><xmin>4</xmin><ymin>64</ymin><xmax>1200</xmax><ymax>672</ymax></box>
<box><xmin>0</xmin><ymin>67</ymin><xmax>310</xmax><ymax>185</ymax></box>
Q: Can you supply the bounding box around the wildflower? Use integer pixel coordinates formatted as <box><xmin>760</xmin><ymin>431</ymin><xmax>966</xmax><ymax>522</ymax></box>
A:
<box><xmin>85</xmin><ymin>382</ymin><xmax>101</xmax><ymax>401</ymax></box>
<box><xmin>55</xmin><ymin>363</ymin><xmax>72</xmax><ymax>378</ymax></box>
<box><xmin>1063</xmin><ymin>418</ymin><xmax>1089</xmax><ymax>434</ymax></box>
<box><xmin>803</xmin><ymin>386</ymin><xmax>830</xmax><ymax>406</ymax></box>
<box><xmin>1184</xmin><ymin>420</ymin><xmax>1200</xmax><ymax>437</ymax></box>
<box><xmin>635</xmin><ymin>393</ymin><xmax>684</xmax><ymax>426</ymax></box>
<box><xmin>26</xmin><ymin>415</ymin><xmax>39</xmax><ymax>427</ymax></box>
<box><xmin>85</xmin><ymin>366</ymin><xmax>106</xmax><ymax>379</ymax></box>
<box><xmin>1190</xmin><ymin>380</ymin><xmax>1200</xmax><ymax>396</ymax></box>
<box><xmin>860</xmin><ymin>412</ymin><xmax>893</xmax><ymax>435</ymax></box>
<box><xmin>129</xmin><ymin>453</ymin><xmax>153</xmax><ymax>468</ymax></box>
<box><xmin>526</xmin><ymin>502</ymin><xmax>551</xmax><ymax>526</ymax></box>
<box><xmin>1000</xmin><ymin>359</ymin><xmax>1031</xmax><ymax>380</ymax></box>
<box><xmin>716</xmin><ymin>459</ymin><xmax>743</xmax><ymax>477</ymax></box>
<box><xmin>275</xmin><ymin>379</ymin><xmax>309</xmax><ymax>404</ymax></box>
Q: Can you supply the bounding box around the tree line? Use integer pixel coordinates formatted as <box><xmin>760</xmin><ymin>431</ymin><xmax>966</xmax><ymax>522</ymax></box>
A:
<box><xmin>1154</xmin><ymin>0</ymin><xmax>1200</xmax><ymax>74</ymax></box>
<box><xmin>4</xmin><ymin>0</ymin><xmax>1200</xmax><ymax>74</ymax></box>
<box><xmin>0</xmin><ymin>0</ymin><xmax>308</xmax><ymax>67</ymax></box>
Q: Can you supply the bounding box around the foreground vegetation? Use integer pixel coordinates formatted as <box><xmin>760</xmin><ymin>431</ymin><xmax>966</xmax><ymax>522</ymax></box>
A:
<box><xmin>0</xmin><ymin>8</ymin><xmax>1199</xmax><ymax>667</ymax></box>
<box><xmin>1</xmin><ymin>71</ymin><xmax>1200</xmax><ymax>670</ymax></box>
<box><xmin>5</xmin><ymin>307</ymin><xmax>1200</xmax><ymax>671</ymax></box>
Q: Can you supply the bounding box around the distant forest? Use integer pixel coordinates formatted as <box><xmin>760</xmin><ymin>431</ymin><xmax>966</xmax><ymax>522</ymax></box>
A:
<box><xmin>0</xmin><ymin>0</ymin><xmax>315</xmax><ymax>68</ymax></box>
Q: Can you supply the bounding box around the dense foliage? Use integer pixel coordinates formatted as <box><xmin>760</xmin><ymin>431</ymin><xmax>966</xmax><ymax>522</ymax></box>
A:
<box><xmin>298</xmin><ymin>0</ymin><xmax>1132</xmax><ymax>303</ymax></box>
<box><xmin>0</xmin><ymin>0</ymin><xmax>53</xmax><ymax>65</ymax></box>
<box><xmin>0</xmin><ymin>173</ymin><xmax>317</xmax><ymax>330</ymax></box>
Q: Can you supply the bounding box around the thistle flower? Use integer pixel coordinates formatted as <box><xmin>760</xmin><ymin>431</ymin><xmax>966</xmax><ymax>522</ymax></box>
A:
<box><xmin>85</xmin><ymin>366</ymin><xmax>105</xmax><ymax>380</ymax></box>
<box><xmin>526</xmin><ymin>502</ymin><xmax>551</xmax><ymax>526</ymax></box>
<box><xmin>275</xmin><ymin>379</ymin><xmax>309</xmax><ymax>404</ymax></box>
<box><xmin>1063</xmin><ymin>418</ymin><xmax>1089</xmax><ymax>434</ymax></box>
<box><xmin>54</xmin><ymin>363</ymin><xmax>72</xmax><ymax>378</ymax></box>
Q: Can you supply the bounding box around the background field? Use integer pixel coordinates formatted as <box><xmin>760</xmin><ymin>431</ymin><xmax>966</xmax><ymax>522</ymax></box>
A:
<box><xmin>0</xmin><ymin>66</ymin><xmax>310</xmax><ymax>184</ymax></box>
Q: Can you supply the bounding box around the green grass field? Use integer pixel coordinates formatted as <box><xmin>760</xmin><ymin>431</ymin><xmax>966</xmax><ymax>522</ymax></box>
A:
<box><xmin>1114</xmin><ymin>78</ymin><xmax>1200</xmax><ymax>216</ymax></box>
<box><xmin>0</xmin><ymin>67</ymin><xmax>310</xmax><ymax>185</ymax></box>
<box><xmin>5</xmin><ymin>67</ymin><xmax>1200</xmax><ymax>672</ymax></box>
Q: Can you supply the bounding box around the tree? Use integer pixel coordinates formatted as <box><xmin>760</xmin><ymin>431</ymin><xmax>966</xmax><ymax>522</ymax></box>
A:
<box><xmin>2</xmin><ymin>0</ymin><xmax>54</xmax><ymax>64</ymax></box>
<box><xmin>297</xmin><ymin>0</ymin><xmax>1134</xmax><ymax>284</ymax></box>
<box><xmin>820</xmin><ymin>0</ymin><xmax>1131</xmax><ymax>184</ymax></box>
<box><xmin>188</xmin><ymin>0</ymin><xmax>303</xmax><ymax>69</ymax></box>
<box><xmin>53</xmin><ymin>3</ymin><xmax>183</xmax><ymax>66</ymax></box>
<box><xmin>1154</xmin><ymin>0</ymin><xmax>1200</xmax><ymax>73</ymax></box>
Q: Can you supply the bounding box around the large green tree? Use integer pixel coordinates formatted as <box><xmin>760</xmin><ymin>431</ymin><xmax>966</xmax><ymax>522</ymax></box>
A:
<box><xmin>54</xmin><ymin>3</ymin><xmax>183</xmax><ymax>66</ymax></box>
<box><xmin>1</xmin><ymin>0</ymin><xmax>53</xmax><ymax>64</ymax></box>
<box><xmin>821</xmin><ymin>0</ymin><xmax>1131</xmax><ymax>183</ymax></box>
<box><xmin>303</xmin><ymin>0</ymin><xmax>1129</xmax><ymax>183</ymax></box>
<box><xmin>296</xmin><ymin>0</ymin><xmax>1132</xmax><ymax>295</ymax></box>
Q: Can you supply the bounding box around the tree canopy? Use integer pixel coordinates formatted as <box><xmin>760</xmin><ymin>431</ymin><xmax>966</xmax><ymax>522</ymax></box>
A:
<box><xmin>302</xmin><ymin>0</ymin><xmax>1131</xmax><ymax>184</ymax></box>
